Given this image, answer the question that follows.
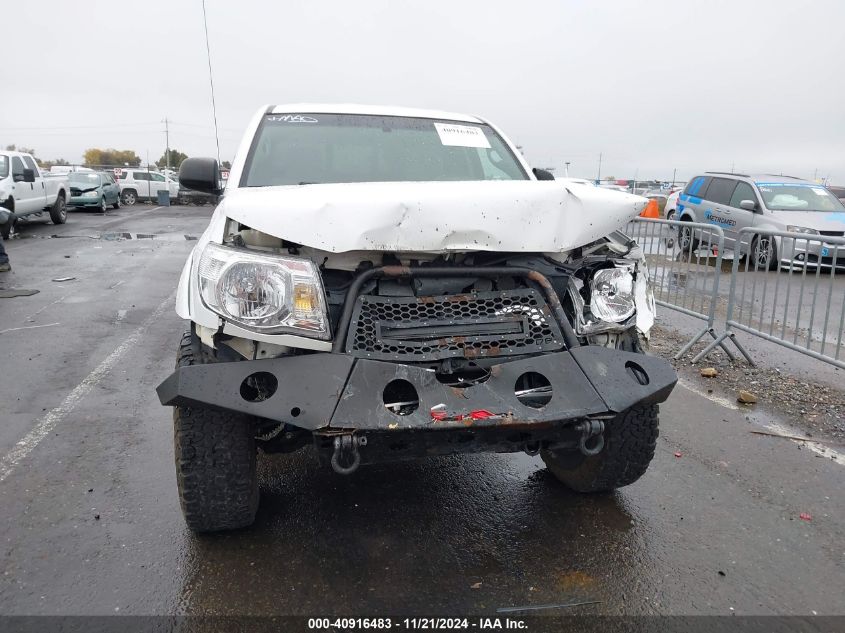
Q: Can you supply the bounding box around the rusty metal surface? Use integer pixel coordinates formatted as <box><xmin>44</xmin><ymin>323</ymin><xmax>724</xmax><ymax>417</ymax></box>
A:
<box><xmin>158</xmin><ymin>346</ymin><xmax>677</xmax><ymax>432</ymax></box>
<box><xmin>330</xmin><ymin>349</ymin><xmax>675</xmax><ymax>431</ymax></box>
<box><xmin>345</xmin><ymin>289</ymin><xmax>565</xmax><ymax>362</ymax></box>
<box><xmin>331</xmin><ymin>265</ymin><xmax>581</xmax><ymax>353</ymax></box>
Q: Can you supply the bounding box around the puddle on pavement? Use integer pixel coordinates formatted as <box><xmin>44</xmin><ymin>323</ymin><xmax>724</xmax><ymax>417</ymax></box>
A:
<box><xmin>97</xmin><ymin>232</ymin><xmax>197</xmax><ymax>241</ymax></box>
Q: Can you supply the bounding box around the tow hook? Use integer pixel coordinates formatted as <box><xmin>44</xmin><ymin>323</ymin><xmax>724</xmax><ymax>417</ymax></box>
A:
<box><xmin>575</xmin><ymin>420</ymin><xmax>605</xmax><ymax>456</ymax></box>
<box><xmin>331</xmin><ymin>434</ymin><xmax>367</xmax><ymax>475</ymax></box>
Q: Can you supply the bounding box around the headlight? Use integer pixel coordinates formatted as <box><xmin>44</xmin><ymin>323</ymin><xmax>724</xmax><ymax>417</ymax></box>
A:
<box><xmin>590</xmin><ymin>267</ymin><xmax>635</xmax><ymax>322</ymax></box>
<box><xmin>84</xmin><ymin>190</ymin><xmax>99</xmax><ymax>198</ymax></box>
<box><xmin>198</xmin><ymin>243</ymin><xmax>330</xmax><ymax>339</ymax></box>
<box><xmin>786</xmin><ymin>226</ymin><xmax>818</xmax><ymax>235</ymax></box>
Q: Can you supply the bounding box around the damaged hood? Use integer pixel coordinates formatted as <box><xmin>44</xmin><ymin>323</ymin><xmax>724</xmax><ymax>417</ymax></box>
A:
<box><xmin>221</xmin><ymin>180</ymin><xmax>647</xmax><ymax>253</ymax></box>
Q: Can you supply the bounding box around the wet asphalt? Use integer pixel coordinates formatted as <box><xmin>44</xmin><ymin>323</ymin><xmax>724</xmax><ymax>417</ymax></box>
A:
<box><xmin>0</xmin><ymin>206</ymin><xmax>843</xmax><ymax>617</ymax></box>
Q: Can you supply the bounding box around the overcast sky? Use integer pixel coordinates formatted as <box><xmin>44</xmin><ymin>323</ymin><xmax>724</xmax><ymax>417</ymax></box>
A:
<box><xmin>2</xmin><ymin>0</ymin><xmax>843</xmax><ymax>182</ymax></box>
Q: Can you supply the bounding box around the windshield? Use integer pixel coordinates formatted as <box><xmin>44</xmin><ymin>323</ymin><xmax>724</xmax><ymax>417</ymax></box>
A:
<box><xmin>756</xmin><ymin>182</ymin><xmax>845</xmax><ymax>212</ymax></box>
<box><xmin>242</xmin><ymin>114</ymin><xmax>527</xmax><ymax>187</ymax></box>
<box><xmin>69</xmin><ymin>173</ymin><xmax>100</xmax><ymax>184</ymax></box>
<box><xmin>0</xmin><ymin>156</ymin><xmax>8</xmax><ymax>179</ymax></box>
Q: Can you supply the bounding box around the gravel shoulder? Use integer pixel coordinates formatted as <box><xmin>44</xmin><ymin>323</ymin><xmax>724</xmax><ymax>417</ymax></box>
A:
<box><xmin>649</xmin><ymin>323</ymin><xmax>845</xmax><ymax>443</ymax></box>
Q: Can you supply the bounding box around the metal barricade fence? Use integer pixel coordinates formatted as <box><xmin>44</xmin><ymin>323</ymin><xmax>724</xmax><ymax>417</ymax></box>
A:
<box><xmin>626</xmin><ymin>218</ymin><xmax>743</xmax><ymax>361</ymax></box>
<box><xmin>696</xmin><ymin>228</ymin><xmax>845</xmax><ymax>369</ymax></box>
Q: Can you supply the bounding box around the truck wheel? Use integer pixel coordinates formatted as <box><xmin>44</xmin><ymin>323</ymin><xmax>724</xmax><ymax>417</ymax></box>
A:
<box><xmin>121</xmin><ymin>190</ymin><xmax>137</xmax><ymax>206</ymax></box>
<box><xmin>50</xmin><ymin>193</ymin><xmax>67</xmax><ymax>225</ymax></box>
<box><xmin>0</xmin><ymin>218</ymin><xmax>14</xmax><ymax>240</ymax></box>
<box><xmin>541</xmin><ymin>404</ymin><xmax>659</xmax><ymax>492</ymax></box>
<box><xmin>173</xmin><ymin>329</ymin><xmax>259</xmax><ymax>532</ymax></box>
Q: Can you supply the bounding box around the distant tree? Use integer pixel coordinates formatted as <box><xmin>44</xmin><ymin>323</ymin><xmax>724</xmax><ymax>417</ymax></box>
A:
<box><xmin>84</xmin><ymin>148</ymin><xmax>141</xmax><ymax>167</ymax></box>
<box><xmin>4</xmin><ymin>144</ymin><xmax>36</xmax><ymax>155</ymax></box>
<box><xmin>221</xmin><ymin>160</ymin><xmax>231</xmax><ymax>169</ymax></box>
<box><xmin>38</xmin><ymin>158</ymin><xmax>70</xmax><ymax>170</ymax></box>
<box><xmin>156</xmin><ymin>148</ymin><xmax>188</xmax><ymax>169</ymax></box>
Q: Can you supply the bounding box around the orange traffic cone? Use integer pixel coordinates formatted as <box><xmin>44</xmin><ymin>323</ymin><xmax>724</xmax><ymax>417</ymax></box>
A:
<box><xmin>640</xmin><ymin>199</ymin><xmax>660</xmax><ymax>218</ymax></box>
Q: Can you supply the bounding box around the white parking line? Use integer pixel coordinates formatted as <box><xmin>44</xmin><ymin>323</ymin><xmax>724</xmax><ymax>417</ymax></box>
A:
<box><xmin>0</xmin><ymin>290</ymin><xmax>175</xmax><ymax>483</ymax></box>
<box><xmin>760</xmin><ymin>420</ymin><xmax>844</xmax><ymax>466</ymax></box>
<box><xmin>0</xmin><ymin>323</ymin><xmax>61</xmax><ymax>335</ymax></box>
<box><xmin>678</xmin><ymin>378</ymin><xmax>843</xmax><ymax>466</ymax></box>
<box><xmin>678</xmin><ymin>378</ymin><xmax>740</xmax><ymax>410</ymax></box>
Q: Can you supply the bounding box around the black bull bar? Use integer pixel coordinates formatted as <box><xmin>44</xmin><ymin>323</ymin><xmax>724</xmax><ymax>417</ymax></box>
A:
<box><xmin>156</xmin><ymin>346</ymin><xmax>676</xmax><ymax>431</ymax></box>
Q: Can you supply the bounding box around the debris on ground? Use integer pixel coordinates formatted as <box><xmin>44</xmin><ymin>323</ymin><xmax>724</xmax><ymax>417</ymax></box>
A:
<box><xmin>737</xmin><ymin>390</ymin><xmax>758</xmax><ymax>404</ymax></box>
<box><xmin>700</xmin><ymin>367</ymin><xmax>718</xmax><ymax>377</ymax></box>
<box><xmin>674</xmin><ymin>451</ymin><xmax>683</xmax><ymax>458</ymax></box>
<box><xmin>650</xmin><ymin>325</ymin><xmax>845</xmax><ymax>441</ymax></box>
<box><xmin>470</xmin><ymin>582</ymin><xmax>482</xmax><ymax>589</ymax></box>
<box><xmin>749</xmin><ymin>430</ymin><xmax>844</xmax><ymax>446</ymax></box>
<box><xmin>52</xmin><ymin>277</ymin><xmax>76</xmax><ymax>282</ymax></box>
<box><xmin>497</xmin><ymin>600</ymin><xmax>603</xmax><ymax>613</ymax></box>
<box><xmin>799</xmin><ymin>513</ymin><xmax>812</xmax><ymax>521</ymax></box>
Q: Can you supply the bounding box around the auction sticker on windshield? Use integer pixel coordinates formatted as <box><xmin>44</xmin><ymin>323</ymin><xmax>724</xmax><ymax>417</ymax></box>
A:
<box><xmin>434</xmin><ymin>122</ymin><xmax>491</xmax><ymax>148</ymax></box>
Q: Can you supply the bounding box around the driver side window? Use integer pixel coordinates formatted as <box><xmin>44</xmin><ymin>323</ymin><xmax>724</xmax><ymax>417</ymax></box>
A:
<box><xmin>729</xmin><ymin>182</ymin><xmax>756</xmax><ymax>208</ymax></box>
<box><xmin>11</xmin><ymin>156</ymin><xmax>24</xmax><ymax>179</ymax></box>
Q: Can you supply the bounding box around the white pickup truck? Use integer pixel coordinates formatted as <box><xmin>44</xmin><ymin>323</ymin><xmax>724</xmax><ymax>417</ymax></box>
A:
<box><xmin>0</xmin><ymin>150</ymin><xmax>70</xmax><ymax>238</ymax></box>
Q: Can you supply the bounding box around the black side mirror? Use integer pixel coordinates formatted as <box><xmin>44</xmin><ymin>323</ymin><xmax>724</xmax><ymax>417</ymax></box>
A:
<box><xmin>533</xmin><ymin>168</ymin><xmax>555</xmax><ymax>181</ymax></box>
<box><xmin>179</xmin><ymin>157</ymin><xmax>223</xmax><ymax>195</ymax></box>
<box><xmin>22</xmin><ymin>168</ymin><xmax>35</xmax><ymax>183</ymax></box>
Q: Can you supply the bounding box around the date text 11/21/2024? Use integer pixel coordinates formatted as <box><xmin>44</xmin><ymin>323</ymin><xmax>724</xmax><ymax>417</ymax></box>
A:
<box><xmin>307</xmin><ymin>617</ymin><xmax>528</xmax><ymax>630</ymax></box>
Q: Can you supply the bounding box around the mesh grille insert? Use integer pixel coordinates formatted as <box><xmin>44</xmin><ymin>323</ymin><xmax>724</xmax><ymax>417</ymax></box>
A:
<box><xmin>346</xmin><ymin>289</ymin><xmax>565</xmax><ymax>361</ymax></box>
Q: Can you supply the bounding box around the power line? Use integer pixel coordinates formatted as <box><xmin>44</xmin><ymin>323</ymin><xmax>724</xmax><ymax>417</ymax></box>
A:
<box><xmin>0</xmin><ymin>122</ymin><xmax>161</xmax><ymax>131</ymax></box>
<box><xmin>201</xmin><ymin>0</ymin><xmax>221</xmax><ymax>164</ymax></box>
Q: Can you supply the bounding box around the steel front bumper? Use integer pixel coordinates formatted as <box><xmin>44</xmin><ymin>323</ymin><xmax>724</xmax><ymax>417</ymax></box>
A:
<box><xmin>156</xmin><ymin>347</ymin><xmax>677</xmax><ymax>431</ymax></box>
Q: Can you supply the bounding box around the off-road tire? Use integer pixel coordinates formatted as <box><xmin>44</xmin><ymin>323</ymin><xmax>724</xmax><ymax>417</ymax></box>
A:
<box><xmin>0</xmin><ymin>200</ymin><xmax>13</xmax><ymax>239</ymax></box>
<box><xmin>50</xmin><ymin>193</ymin><xmax>67</xmax><ymax>225</ymax></box>
<box><xmin>541</xmin><ymin>404</ymin><xmax>659</xmax><ymax>492</ymax></box>
<box><xmin>173</xmin><ymin>329</ymin><xmax>259</xmax><ymax>532</ymax></box>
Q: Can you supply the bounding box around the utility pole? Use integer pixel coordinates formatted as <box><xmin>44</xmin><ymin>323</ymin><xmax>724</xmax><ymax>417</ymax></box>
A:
<box><xmin>596</xmin><ymin>152</ymin><xmax>602</xmax><ymax>185</ymax></box>
<box><xmin>672</xmin><ymin>167</ymin><xmax>677</xmax><ymax>188</ymax></box>
<box><xmin>565</xmin><ymin>161</ymin><xmax>570</xmax><ymax>177</ymax></box>
<box><xmin>163</xmin><ymin>117</ymin><xmax>170</xmax><ymax>177</ymax></box>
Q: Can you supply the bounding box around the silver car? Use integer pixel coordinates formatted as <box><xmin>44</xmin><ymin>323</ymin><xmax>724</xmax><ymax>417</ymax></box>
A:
<box><xmin>676</xmin><ymin>172</ymin><xmax>845</xmax><ymax>270</ymax></box>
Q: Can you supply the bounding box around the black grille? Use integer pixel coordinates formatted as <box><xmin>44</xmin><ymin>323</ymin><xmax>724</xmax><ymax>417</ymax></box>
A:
<box><xmin>346</xmin><ymin>289</ymin><xmax>565</xmax><ymax>361</ymax></box>
<box><xmin>820</xmin><ymin>231</ymin><xmax>844</xmax><ymax>238</ymax></box>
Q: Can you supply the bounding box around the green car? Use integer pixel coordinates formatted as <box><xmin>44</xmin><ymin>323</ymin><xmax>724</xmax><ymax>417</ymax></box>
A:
<box><xmin>68</xmin><ymin>172</ymin><xmax>121</xmax><ymax>211</ymax></box>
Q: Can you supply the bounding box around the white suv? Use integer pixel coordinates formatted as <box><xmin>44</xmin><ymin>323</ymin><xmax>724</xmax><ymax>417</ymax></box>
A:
<box><xmin>116</xmin><ymin>169</ymin><xmax>179</xmax><ymax>205</ymax></box>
